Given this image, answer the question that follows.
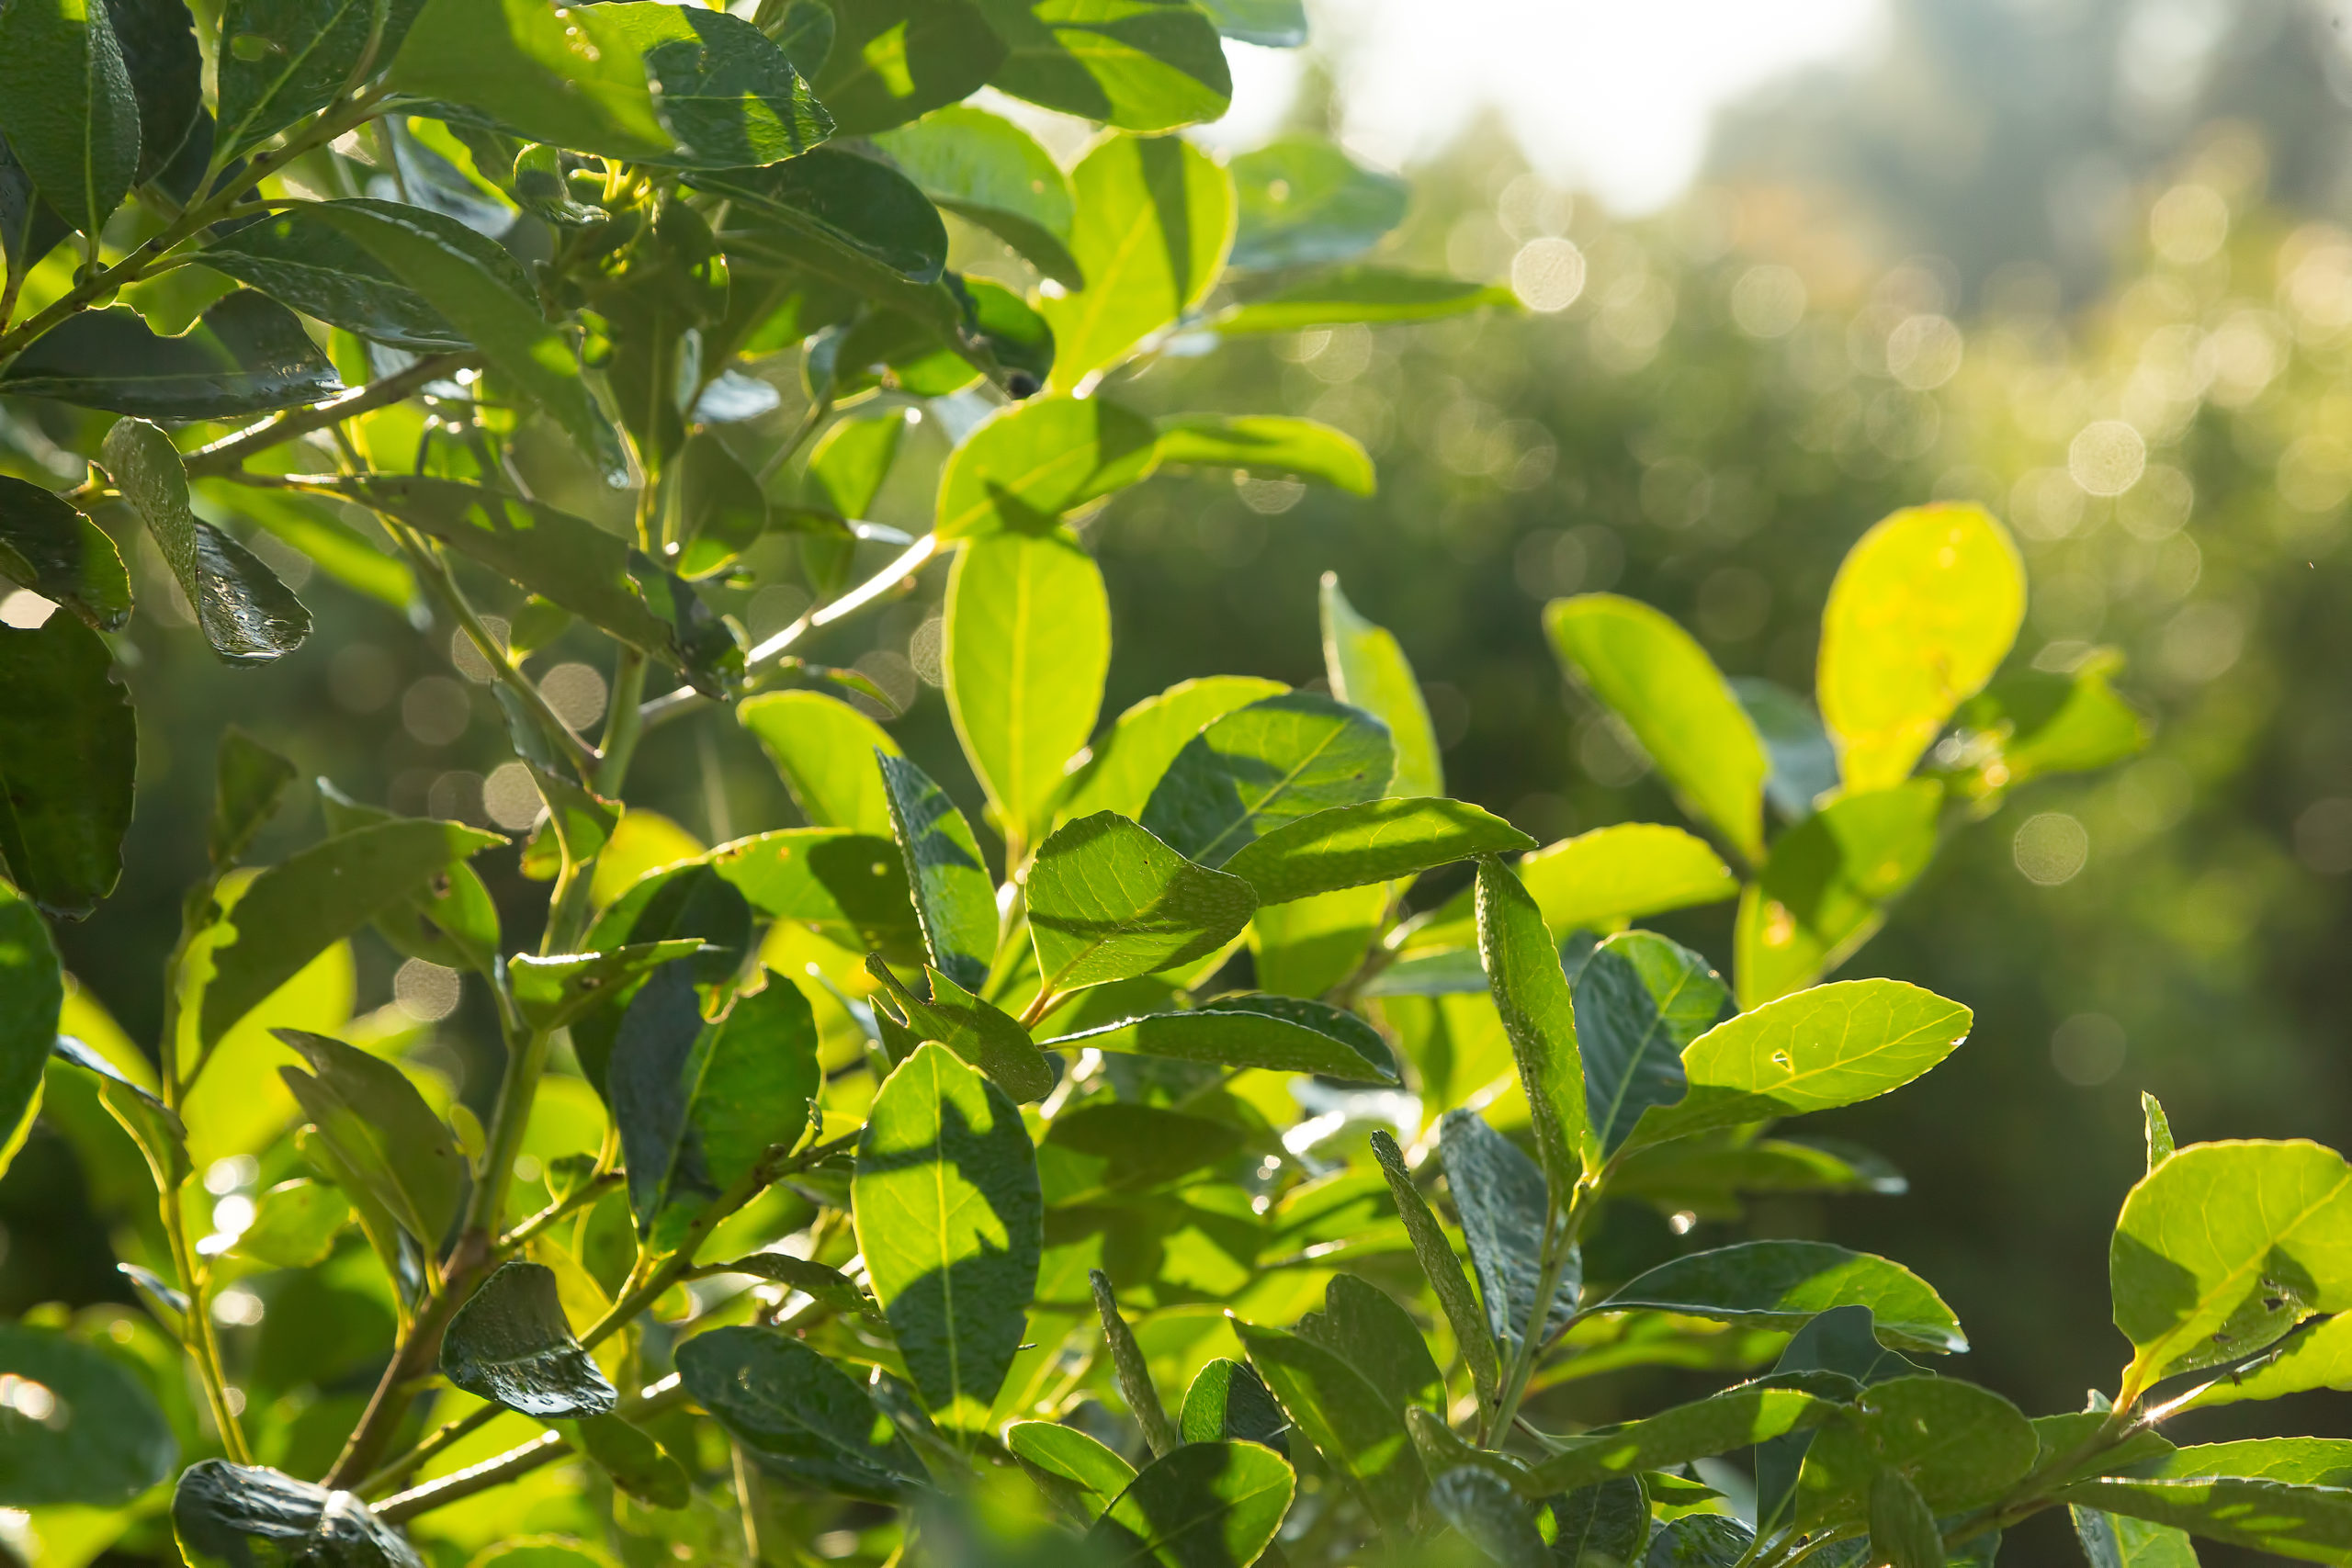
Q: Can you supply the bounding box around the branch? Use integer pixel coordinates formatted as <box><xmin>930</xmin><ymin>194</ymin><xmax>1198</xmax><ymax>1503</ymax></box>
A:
<box><xmin>374</xmin><ymin>1374</ymin><xmax>690</xmax><ymax>1525</ymax></box>
<box><xmin>185</xmin><ymin>355</ymin><xmax>477</xmax><ymax>478</ymax></box>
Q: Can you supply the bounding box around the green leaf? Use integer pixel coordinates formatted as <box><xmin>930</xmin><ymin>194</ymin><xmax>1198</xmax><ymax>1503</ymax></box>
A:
<box><xmin>1546</xmin><ymin>1480</ymin><xmax>1651</xmax><ymax>1568</ymax></box>
<box><xmin>1008</xmin><ymin>1419</ymin><xmax>1137</xmax><ymax>1523</ymax></box>
<box><xmin>1214</xmin><ymin>266</ymin><xmax>1515</xmax><ymax>334</ymax></box>
<box><xmin>209</xmin><ymin>731</ymin><xmax>297</xmax><ymax>870</ymax></box>
<box><xmin>672</xmin><ymin>429</ymin><xmax>767</xmax><ymax>580</ymax></box>
<box><xmin>1058</xmin><ymin>675</ymin><xmax>1288</xmax><ymax>825</ymax></box>
<box><xmin>2074</xmin><ymin>1499</ymin><xmax>2200</xmax><ymax>1568</ymax></box>
<box><xmin>214</xmin><ymin>0</ymin><xmax>426</xmax><ymax>160</ymax></box>
<box><xmin>275</xmin><ymin>1026</ymin><xmax>463</xmax><ymax>1247</ymax></box>
<box><xmin>1296</xmin><ymin>1273</ymin><xmax>1444</xmax><ymax>1419</ymax></box>
<box><xmin>1230</xmin><ymin>137</ymin><xmax>1406</xmax><ymax>269</ymax></box>
<box><xmin>875</xmin><ymin>105</ymin><xmax>1080</xmax><ymax>288</ymax></box>
<box><xmin>388</xmin><ymin>0</ymin><xmax>672</xmax><ymax>157</ymax></box>
<box><xmin>878</xmin><ymin>751</ymin><xmax>999</xmax><ymax>993</ymax></box>
<box><xmin>440</xmin><ymin>1259</ymin><xmax>617</xmax><ymax>1417</ymax></box>
<box><xmin>299</xmin><ymin>200</ymin><xmax>627</xmax><ymax>484</ymax></box>
<box><xmin>1732</xmin><ymin>676</ymin><xmax>1838</xmax><ymax>824</ymax></box>
<box><xmin>1430</xmin><ymin>1465</ymin><xmax>1548</xmax><ymax>1568</ymax></box>
<box><xmin>1086</xmin><ymin>1440</ymin><xmax>1295</xmax><ymax>1568</ymax></box>
<box><xmin>577</xmin><ymin>5</ymin><xmax>831</xmax><ymax>168</ymax></box>
<box><xmin>2177</xmin><ymin>1311</ymin><xmax>2352</xmax><ymax>1412</ymax></box>
<box><xmin>198</xmin><ymin>818</ymin><xmax>499</xmax><ymax>1048</ymax></box>
<box><xmin>1645</xmin><ymin>1517</ymin><xmax>1757</xmax><ymax>1568</ymax></box>
<box><xmin>1598</xmin><ymin>1241</ymin><xmax>1964</xmax><ymax>1356</ymax></box>
<box><xmin>106</xmin><ymin>0</ymin><xmax>205</xmax><ymax>186</ymax></box>
<box><xmin>1048</xmin><ymin>998</ymin><xmax>1399</xmax><ymax>1084</ymax></box>
<box><xmin>227</xmin><ymin>1177</ymin><xmax>347</xmax><ymax>1269</ymax></box>
<box><xmin>1091</xmin><ymin>1267</ymin><xmax>1176</xmax><ymax>1456</ymax></box>
<box><xmin>1027</xmin><ymin>812</ymin><xmax>1256</xmax><ymax>993</ymax></box>
<box><xmin>693</xmin><ymin>145</ymin><xmax>949</xmax><ymax>284</ymax></box>
<box><xmin>2145</xmin><ymin>1091</ymin><xmax>2176</xmax><ymax>1170</ymax></box>
<box><xmin>0</xmin><ymin>614</ymin><xmax>134</xmax><ymax>919</ymax></box>
<box><xmin>5</xmin><ymin>291</ymin><xmax>341</xmax><ymax>416</ymax></box>
<box><xmin>1141</xmin><ymin>693</ymin><xmax>1394</xmax><ymax>870</ymax></box>
<box><xmin>803</xmin><ymin>408</ymin><xmax>908</xmax><ymax>530</ymax></box>
<box><xmin>1819</xmin><ymin>502</ymin><xmax>2025</xmax><ymax>793</ymax></box>
<box><xmin>2110</xmin><ymin>1139</ymin><xmax>2352</xmax><ymax>1384</ymax></box>
<box><xmin>1476</xmin><ymin>856</ymin><xmax>1593</xmax><ymax>1188</ymax></box>
<box><xmin>569</xmin><ymin>1414</ymin><xmax>692</xmax><ymax>1511</ymax></box>
<box><xmin>809</xmin><ymin>0</ymin><xmax>1004</xmax><ymax>135</ymax></box>
<box><xmin>1795</xmin><ymin>1374</ymin><xmax>2037</xmax><ymax>1527</ymax></box>
<box><xmin>944</xmin><ymin>529</ymin><xmax>1111</xmax><ymax>854</ymax></box>
<box><xmin>710</xmin><ymin>829</ymin><xmax>922</xmax><ymax>963</ymax></box>
<box><xmin>977</xmin><ymin>0</ymin><xmax>1231</xmax><ymax>131</ymax></box>
<box><xmin>1619</xmin><ymin>978</ymin><xmax>1973</xmax><ymax>1156</ymax></box>
<box><xmin>337</xmin><ymin>477</ymin><xmax>736</xmax><ymax>687</ymax></box>
<box><xmin>864</xmin><ymin>955</ymin><xmax>1057</xmax><ymax>1102</ymax></box>
<box><xmin>201</xmin><ymin>480</ymin><xmax>415</xmax><ymax>609</ymax></box>
<box><xmin>936</xmin><ymin>395</ymin><xmax>1159</xmax><ymax>540</ymax></box>
<box><xmin>1180</xmin><ymin>1359</ymin><xmax>1289</xmax><ymax>1455</ymax></box>
<box><xmin>196</xmin><ymin>204</ymin><xmax>473</xmax><ymax>350</ymax></box>
<box><xmin>854</xmin><ymin>1042</ymin><xmax>1043</xmax><ymax>1427</ymax></box>
<box><xmin>1222</xmin><ymin>798</ymin><xmax>1532</xmax><ymax>907</ymax></box>
<box><xmin>1440</xmin><ymin>1109</ymin><xmax>1577</xmax><ymax>1359</ymax></box>
<box><xmin>0</xmin><ymin>1320</ymin><xmax>173</xmax><ymax>1507</ymax></box>
<box><xmin>1608</xmin><ymin>1134</ymin><xmax>1907</xmax><ymax>1217</ymax></box>
<box><xmin>1545</xmin><ymin>592</ymin><xmax>1768</xmax><ymax>866</ymax></box>
<box><xmin>1407</xmin><ymin>823</ymin><xmax>1737</xmax><ymax>954</ymax></box>
<box><xmin>102</xmin><ymin>415</ymin><xmax>311</xmax><ymax>664</ymax></box>
<box><xmin>1042</xmin><ymin>132</ymin><xmax>1234</xmax><ymax>389</ymax></box>
<box><xmin>0</xmin><ymin>132</ymin><xmax>70</xmax><ymax>275</ymax></box>
<box><xmin>740</xmin><ymin>691</ymin><xmax>901</xmax><ymax>835</ymax></box>
<box><xmin>1517</xmin><ymin>1382</ymin><xmax>1840</xmax><ymax>1497</ymax></box>
<box><xmin>0</xmin><ymin>0</ymin><xmax>139</xmax><ymax>236</ymax></box>
<box><xmin>1251</xmin><ymin>882</ymin><xmax>1386</xmax><ymax>998</ymax></box>
<box><xmin>2061</xmin><ymin>1437</ymin><xmax>2352</xmax><ymax>1552</ymax></box>
<box><xmin>680</xmin><ymin>1328</ymin><xmax>929</xmax><ymax>1501</ymax></box>
<box><xmin>708</xmin><ymin>1252</ymin><xmax>882</xmax><ymax>1326</ymax></box>
<box><xmin>316</xmin><ymin>783</ymin><xmax>503</xmax><ymax>976</ymax></box>
<box><xmin>1947</xmin><ymin>649</ymin><xmax>2149</xmax><ymax>807</ymax></box>
<box><xmin>1576</xmin><ymin>931</ymin><xmax>1728</xmax><ymax>1156</ymax></box>
<box><xmin>1233</xmin><ymin>1317</ymin><xmax>1421</xmax><ymax>1525</ymax></box>
<box><xmin>0</xmin><ymin>475</ymin><xmax>131</xmax><ymax>632</ymax></box>
<box><xmin>1320</xmin><ymin>573</ymin><xmax>1438</xmax><ymax>796</ymax></box>
<box><xmin>1754</xmin><ymin>1305</ymin><xmax>1920</xmax><ymax>1529</ymax></box>
<box><xmin>1735</xmin><ymin>781</ymin><xmax>1942</xmax><ymax>1009</ymax></box>
<box><xmin>612</xmin><ymin>963</ymin><xmax>820</xmax><ymax>1251</ymax></box>
<box><xmin>1370</xmin><ymin>1127</ymin><xmax>1500</xmax><ymax>1404</ymax></box>
<box><xmin>0</xmin><ymin>882</ymin><xmax>62</xmax><ymax>1176</ymax></box>
<box><xmin>1157</xmin><ymin>414</ymin><xmax>1375</xmax><ymax>494</ymax></box>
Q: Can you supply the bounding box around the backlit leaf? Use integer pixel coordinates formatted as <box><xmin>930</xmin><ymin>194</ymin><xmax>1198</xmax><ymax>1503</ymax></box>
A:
<box><xmin>1057</xmin><ymin>675</ymin><xmax>1288</xmax><ymax>826</ymax></box>
<box><xmin>1476</xmin><ymin>856</ymin><xmax>1592</xmax><ymax>1188</ymax></box>
<box><xmin>739</xmin><ymin>690</ymin><xmax>902</xmax><ymax>835</ymax></box>
<box><xmin>1042</xmin><ymin>133</ymin><xmax>1235</xmax><ymax>389</ymax></box>
<box><xmin>1142</xmin><ymin>693</ymin><xmax>1394</xmax><ymax>870</ymax></box>
<box><xmin>875</xmin><ymin>105</ymin><xmax>1080</xmax><ymax>287</ymax></box>
<box><xmin>1028</xmin><ymin>812</ymin><xmax>1255</xmax><ymax>992</ymax></box>
<box><xmin>1234</xmin><ymin>1317</ymin><xmax>1420</xmax><ymax>1525</ymax></box>
<box><xmin>275</xmin><ymin>1026</ymin><xmax>464</xmax><ymax>1247</ymax></box>
<box><xmin>1735</xmin><ymin>781</ymin><xmax>1942</xmax><ymax>1009</ymax></box>
<box><xmin>935</xmin><ymin>395</ymin><xmax>1159</xmax><ymax>540</ymax></box>
<box><xmin>1087</xmin><ymin>1441</ymin><xmax>1296</xmax><ymax>1568</ymax></box>
<box><xmin>1598</xmin><ymin>1241</ymin><xmax>1965</xmax><ymax>1356</ymax></box>
<box><xmin>1230</xmin><ymin>137</ymin><xmax>1408</xmax><ymax>269</ymax></box>
<box><xmin>1320</xmin><ymin>573</ymin><xmax>1438</xmax><ymax>796</ymax></box>
<box><xmin>977</xmin><ymin>0</ymin><xmax>1232</xmax><ymax>132</ymax></box>
<box><xmin>1214</xmin><ymin>266</ymin><xmax>1513</xmax><ymax>334</ymax></box>
<box><xmin>1223</xmin><ymin>798</ymin><xmax>1532</xmax><ymax>907</ymax></box>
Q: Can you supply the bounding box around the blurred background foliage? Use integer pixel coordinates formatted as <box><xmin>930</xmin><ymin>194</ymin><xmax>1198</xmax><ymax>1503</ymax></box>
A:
<box><xmin>13</xmin><ymin>0</ymin><xmax>2352</xmax><ymax>1495</ymax></box>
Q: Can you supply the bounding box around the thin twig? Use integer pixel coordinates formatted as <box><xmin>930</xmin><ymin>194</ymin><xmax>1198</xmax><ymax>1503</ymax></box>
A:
<box><xmin>185</xmin><ymin>354</ymin><xmax>476</xmax><ymax>478</ymax></box>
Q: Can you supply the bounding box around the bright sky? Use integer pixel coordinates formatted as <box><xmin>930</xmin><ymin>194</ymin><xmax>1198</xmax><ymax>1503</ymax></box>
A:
<box><xmin>1203</xmin><ymin>0</ymin><xmax>1886</xmax><ymax>213</ymax></box>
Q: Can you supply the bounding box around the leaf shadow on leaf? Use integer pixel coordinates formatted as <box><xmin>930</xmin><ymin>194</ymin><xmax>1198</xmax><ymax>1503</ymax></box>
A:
<box><xmin>2109</xmin><ymin>1226</ymin><xmax>2215</xmax><ymax>1362</ymax></box>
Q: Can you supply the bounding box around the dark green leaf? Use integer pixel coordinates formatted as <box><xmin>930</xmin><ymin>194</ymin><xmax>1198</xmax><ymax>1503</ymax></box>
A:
<box><xmin>0</xmin><ymin>133</ymin><xmax>71</xmax><ymax>274</ymax></box>
<box><xmin>1870</xmin><ymin>1470</ymin><xmax>1945</xmax><ymax>1568</ymax></box>
<box><xmin>570</xmin><ymin>1413</ymin><xmax>691</xmax><ymax>1510</ymax></box>
<box><xmin>1608</xmin><ymin>1134</ymin><xmax>1907</xmax><ymax>1218</ymax></box>
<box><xmin>1047</xmin><ymin>998</ymin><xmax>1399</xmax><ymax>1084</ymax></box>
<box><xmin>695</xmin><ymin>145</ymin><xmax>948</xmax><ymax>283</ymax></box>
<box><xmin>175</xmin><ymin>1460</ymin><xmax>423</xmax><ymax>1567</ymax></box>
<box><xmin>612</xmin><ymin>963</ymin><xmax>820</xmax><ymax>1251</ymax></box>
<box><xmin>440</xmin><ymin>1259</ymin><xmax>617</xmax><ymax>1417</ymax></box>
<box><xmin>1440</xmin><ymin>1109</ymin><xmax>1577</xmax><ymax>1359</ymax></box>
<box><xmin>1295</xmin><ymin>1273</ymin><xmax>1444</xmax><ymax>1419</ymax></box>
<box><xmin>876</xmin><ymin>105</ymin><xmax>1080</xmax><ymax>286</ymax></box>
<box><xmin>388</xmin><ymin>0</ymin><xmax>672</xmax><ymax>159</ymax></box>
<box><xmin>103</xmin><ymin>0</ymin><xmax>202</xmax><ymax>183</ymax></box>
<box><xmin>1598</xmin><ymin>1241</ymin><xmax>1963</xmax><ymax>1357</ymax></box>
<box><xmin>1222</xmin><ymin>798</ymin><xmax>1532</xmax><ymax>906</ymax></box>
<box><xmin>1547</xmin><ymin>1479</ymin><xmax>1651</xmax><ymax>1568</ymax></box>
<box><xmin>0</xmin><ymin>1323</ymin><xmax>172</xmax><ymax>1506</ymax></box>
<box><xmin>1370</xmin><ymin>1127</ymin><xmax>1499</xmax><ymax>1404</ymax></box>
<box><xmin>196</xmin><ymin>202</ymin><xmax>485</xmax><ymax>350</ymax></box>
<box><xmin>1432</xmin><ymin>1465</ymin><xmax>1549</xmax><ymax>1568</ymax></box>
<box><xmin>739</xmin><ymin>691</ymin><xmax>901</xmax><ymax>834</ymax></box>
<box><xmin>1516</xmin><ymin>1381</ymin><xmax>1840</xmax><ymax>1497</ymax></box>
<box><xmin>1794</xmin><ymin>1376</ymin><xmax>2037</xmax><ymax>1525</ymax></box>
<box><xmin>810</xmin><ymin>0</ymin><xmax>1004</xmax><ymax>134</ymax></box>
<box><xmin>0</xmin><ymin>886</ymin><xmax>62</xmax><ymax>1175</ymax></box>
<box><xmin>1041</xmin><ymin>132</ymin><xmax>1233</xmax><ymax>387</ymax></box>
<box><xmin>1141</xmin><ymin>692</ymin><xmax>1394</xmax><ymax>870</ymax></box>
<box><xmin>1576</xmin><ymin>931</ymin><xmax>1727</xmax><ymax>1156</ymax></box>
<box><xmin>977</xmin><ymin>0</ymin><xmax>1231</xmax><ymax>131</ymax></box>
<box><xmin>677</xmin><ymin>1325</ymin><xmax>930</xmax><ymax>1500</ymax></box>
<box><xmin>1215</xmin><ymin>266</ymin><xmax>1515</xmax><ymax>334</ymax></box>
<box><xmin>0</xmin><ymin>469</ymin><xmax>120</xmax><ymax>634</ymax></box>
<box><xmin>50</xmin><ymin>1034</ymin><xmax>187</xmax><ymax>1154</ymax></box>
<box><xmin>0</xmin><ymin>613</ymin><xmax>135</xmax><ymax>919</ymax></box>
<box><xmin>1233</xmin><ymin>1316</ymin><xmax>1421</xmax><ymax>1525</ymax></box>
<box><xmin>215</xmin><ymin>0</ymin><xmax>426</xmax><ymax>160</ymax></box>
<box><xmin>673</xmin><ymin>430</ymin><xmax>767</xmax><ymax>580</ymax></box>
<box><xmin>207</xmin><ymin>730</ymin><xmax>297</xmax><ymax>870</ymax></box>
<box><xmin>705</xmin><ymin>1252</ymin><xmax>881</xmax><ymax>1326</ymax></box>
<box><xmin>0</xmin><ymin>0</ymin><xmax>139</xmax><ymax>235</ymax></box>
<box><xmin>1027</xmin><ymin>812</ymin><xmax>1256</xmax><ymax>992</ymax></box>
<box><xmin>1732</xmin><ymin>677</ymin><xmax>1838</xmax><ymax>824</ymax></box>
<box><xmin>1008</xmin><ymin>1419</ymin><xmax>1136</xmax><ymax>1522</ymax></box>
<box><xmin>1947</xmin><ymin>649</ymin><xmax>2149</xmax><ymax>807</ymax></box>
<box><xmin>275</xmin><ymin>1026</ymin><xmax>463</xmax><ymax>1247</ymax></box>
<box><xmin>197</xmin><ymin>818</ymin><xmax>501</xmax><ymax>1048</ymax></box>
<box><xmin>1476</xmin><ymin>856</ymin><xmax>1592</xmax><ymax>1188</ymax></box>
<box><xmin>1736</xmin><ymin>781</ymin><xmax>1943</xmax><ymax>1009</ymax></box>
<box><xmin>854</xmin><ymin>1042</ymin><xmax>1044</xmax><ymax>1427</ymax></box>
<box><xmin>4</xmin><ymin>291</ymin><xmax>342</xmax><ymax>416</ymax></box>
<box><xmin>1754</xmin><ymin>1305</ymin><xmax>1921</xmax><ymax>1531</ymax></box>
<box><xmin>1181</xmin><ymin>1359</ymin><xmax>1289</xmax><ymax>1455</ymax></box>
<box><xmin>569</xmin><ymin>861</ymin><xmax>755</xmax><ymax>1092</ymax></box>
<box><xmin>1229</xmin><ymin>138</ymin><xmax>1407</xmax><ymax>269</ymax></box>
<box><xmin>1618</xmin><ymin>978</ymin><xmax>1973</xmax><ymax>1156</ymax></box>
<box><xmin>1644</xmin><ymin>1517</ymin><xmax>1754</xmax><ymax>1568</ymax></box>
<box><xmin>1091</xmin><ymin>1267</ymin><xmax>1176</xmax><ymax>1456</ymax></box>
<box><xmin>581</xmin><ymin>5</ymin><xmax>831</xmax><ymax>168</ymax></box>
<box><xmin>2072</xmin><ymin>1503</ymin><xmax>2201</xmax><ymax>1568</ymax></box>
<box><xmin>710</xmin><ymin>829</ymin><xmax>922</xmax><ymax>963</ymax></box>
<box><xmin>1086</xmin><ymin>1440</ymin><xmax>1296</xmax><ymax>1568</ymax></box>
<box><xmin>103</xmin><ymin>416</ymin><xmax>311</xmax><ymax>664</ymax></box>
<box><xmin>878</xmin><ymin>751</ymin><xmax>998</xmax><ymax>993</ymax></box>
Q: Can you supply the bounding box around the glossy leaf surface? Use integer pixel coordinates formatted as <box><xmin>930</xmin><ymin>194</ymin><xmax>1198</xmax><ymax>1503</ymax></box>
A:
<box><xmin>0</xmin><ymin>475</ymin><xmax>130</xmax><ymax>632</ymax></box>
<box><xmin>1600</xmin><ymin>1241</ymin><xmax>1965</xmax><ymax>1355</ymax></box>
<box><xmin>675</xmin><ymin>1325</ymin><xmax>929</xmax><ymax>1500</ymax></box>
<box><xmin>1141</xmin><ymin>693</ymin><xmax>1394</xmax><ymax>870</ymax></box>
<box><xmin>3</xmin><ymin>292</ymin><xmax>342</xmax><ymax>417</ymax></box>
<box><xmin>440</xmin><ymin>1260</ymin><xmax>617</xmax><ymax>1417</ymax></box>
<box><xmin>0</xmin><ymin>613</ymin><xmax>135</xmax><ymax>918</ymax></box>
